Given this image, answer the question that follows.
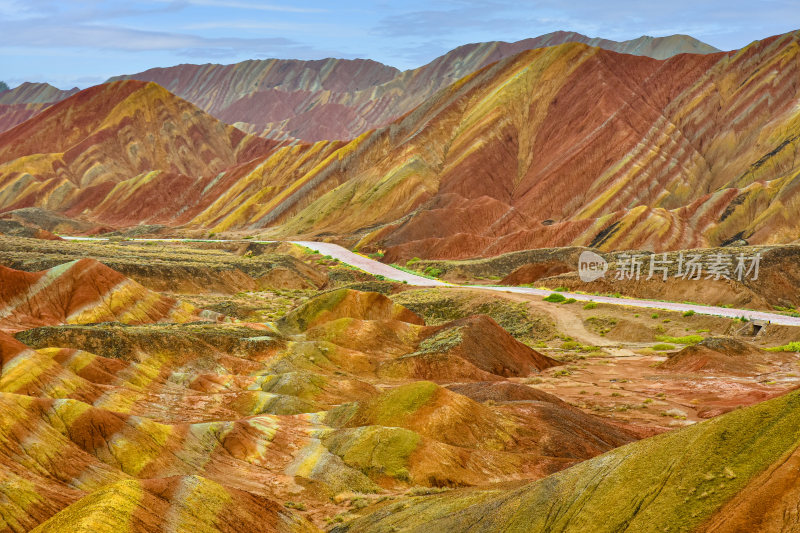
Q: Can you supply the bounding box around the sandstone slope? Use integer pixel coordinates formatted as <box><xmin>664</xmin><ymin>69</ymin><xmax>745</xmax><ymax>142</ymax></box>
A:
<box><xmin>334</xmin><ymin>386</ymin><xmax>800</xmax><ymax>532</ymax></box>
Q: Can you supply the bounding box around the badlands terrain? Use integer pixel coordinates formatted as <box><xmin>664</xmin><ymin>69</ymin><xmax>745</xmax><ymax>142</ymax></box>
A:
<box><xmin>1</xmin><ymin>236</ymin><xmax>800</xmax><ymax>532</ymax></box>
<box><xmin>1</xmin><ymin>28</ymin><xmax>800</xmax><ymax>532</ymax></box>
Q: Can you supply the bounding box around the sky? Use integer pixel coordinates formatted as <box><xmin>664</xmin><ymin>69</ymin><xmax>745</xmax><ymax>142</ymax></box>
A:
<box><xmin>1</xmin><ymin>0</ymin><xmax>799</xmax><ymax>89</ymax></box>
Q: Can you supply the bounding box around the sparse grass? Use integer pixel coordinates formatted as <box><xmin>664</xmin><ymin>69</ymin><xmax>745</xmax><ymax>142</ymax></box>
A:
<box><xmin>285</xmin><ymin>501</ymin><xmax>306</xmax><ymax>511</ymax></box>
<box><xmin>407</xmin><ymin>487</ymin><xmax>450</xmax><ymax>497</ymax></box>
<box><xmin>586</xmin><ymin>316</ymin><xmax>618</xmax><ymax>336</ymax></box>
<box><xmin>774</xmin><ymin>306</ymin><xmax>800</xmax><ymax>317</ymax></box>
<box><xmin>349</xmin><ymin>498</ymin><xmax>370</xmax><ymax>510</ymax></box>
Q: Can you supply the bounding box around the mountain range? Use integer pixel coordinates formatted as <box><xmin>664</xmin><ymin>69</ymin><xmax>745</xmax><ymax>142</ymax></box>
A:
<box><xmin>0</xmin><ymin>31</ymin><xmax>798</xmax><ymax>260</ymax></box>
<box><xmin>1</xmin><ymin>31</ymin><xmax>717</xmax><ymax>141</ymax></box>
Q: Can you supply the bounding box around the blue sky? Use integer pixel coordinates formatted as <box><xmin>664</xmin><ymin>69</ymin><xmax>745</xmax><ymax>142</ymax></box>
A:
<box><xmin>1</xmin><ymin>0</ymin><xmax>799</xmax><ymax>89</ymax></box>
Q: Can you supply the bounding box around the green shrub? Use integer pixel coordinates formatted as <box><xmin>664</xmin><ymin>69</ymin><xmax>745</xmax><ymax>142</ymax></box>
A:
<box><xmin>583</xmin><ymin>302</ymin><xmax>598</xmax><ymax>310</ymax></box>
<box><xmin>554</xmin><ymin>287</ymin><xmax>568</xmax><ymax>292</ymax></box>
<box><xmin>655</xmin><ymin>335</ymin><xmax>703</xmax><ymax>345</ymax></box>
<box><xmin>544</xmin><ymin>293</ymin><xmax>567</xmax><ymax>303</ymax></box>
<box><xmin>651</xmin><ymin>313</ymin><xmax>659</xmax><ymax>319</ymax></box>
<box><xmin>562</xmin><ymin>298</ymin><xmax>577</xmax><ymax>304</ymax></box>
<box><xmin>653</xmin><ymin>343</ymin><xmax>676</xmax><ymax>351</ymax></box>
<box><xmin>424</xmin><ymin>267</ymin><xmax>443</xmax><ymax>278</ymax></box>
<box><xmin>767</xmin><ymin>341</ymin><xmax>800</xmax><ymax>352</ymax></box>
<box><xmin>683</xmin><ymin>310</ymin><xmax>696</xmax><ymax>317</ymax></box>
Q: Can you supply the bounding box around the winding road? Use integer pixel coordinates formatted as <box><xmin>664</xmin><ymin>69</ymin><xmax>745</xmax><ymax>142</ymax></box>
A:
<box><xmin>62</xmin><ymin>236</ymin><xmax>800</xmax><ymax>327</ymax></box>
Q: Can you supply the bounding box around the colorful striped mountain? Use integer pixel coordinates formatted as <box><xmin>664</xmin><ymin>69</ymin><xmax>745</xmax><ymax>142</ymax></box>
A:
<box><xmin>0</xmin><ymin>32</ymin><xmax>798</xmax><ymax>260</ymax></box>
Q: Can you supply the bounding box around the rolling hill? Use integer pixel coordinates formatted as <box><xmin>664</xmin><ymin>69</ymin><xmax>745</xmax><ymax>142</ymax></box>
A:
<box><xmin>333</xmin><ymin>385</ymin><xmax>800</xmax><ymax>532</ymax></box>
<box><xmin>0</xmin><ymin>80</ymin><xmax>343</xmax><ymax>227</ymax></box>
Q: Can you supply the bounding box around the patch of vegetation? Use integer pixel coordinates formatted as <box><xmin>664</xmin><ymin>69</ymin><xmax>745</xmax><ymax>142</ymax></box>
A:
<box><xmin>653</xmin><ymin>343</ymin><xmax>676</xmax><ymax>351</ymax></box>
<box><xmin>767</xmin><ymin>341</ymin><xmax>800</xmax><ymax>352</ymax></box>
<box><xmin>774</xmin><ymin>306</ymin><xmax>800</xmax><ymax>317</ymax></box>
<box><xmin>413</xmin><ymin>327</ymin><xmax>463</xmax><ymax>355</ymax></box>
<box><xmin>366</xmin><ymin>381</ymin><xmax>439</xmax><ymax>425</ymax></box>
<box><xmin>583</xmin><ymin>302</ymin><xmax>598</xmax><ymax>310</ymax></box>
<box><xmin>392</xmin><ymin>289</ymin><xmax>556</xmax><ymax>345</ymax></box>
<box><xmin>277</xmin><ymin>288</ymin><xmax>350</xmax><ymax>332</ymax></box>
<box><xmin>683</xmin><ymin>310</ymin><xmax>696</xmax><ymax>317</ymax></box>
<box><xmin>407</xmin><ymin>487</ymin><xmax>450</xmax><ymax>497</ymax></box>
<box><xmin>560</xmin><ymin>341</ymin><xmax>601</xmax><ymax>352</ymax></box>
<box><xmin>424</xmin><ymin>267</ymin><xmax>443</xmax><ymax>278</ymax></box>
<box><xmin>389</xmin><ymin>263</ymin><xmax>441</xmax><ymax>280</ymax></box>
<box><xmin>323</xmin><ymin>426</ymin><xmax>420</xmax><ymax>483</ymax></box>
<box><xmin>285</xmin><ymin>501</ymin><xmax>306</xmax><ymax>511</ymax></box>
<box><xmin>562</xmin><ymin>298</ymin><xmax>577</xmax><ymax>304</ymax></box>
<box><xmin>656</xmin><ymin>334</ymin><xmax>704</xmax><ymax>345</ymax></box>
<box><xmin>586</xmin><ymin>316</ymin><xmax>618</xmax><ymax>336</ymax></box>
<box><xmin>544</xmin><ymin>293</ymin><xmax>567</xmax><ymax>303</ymax></box>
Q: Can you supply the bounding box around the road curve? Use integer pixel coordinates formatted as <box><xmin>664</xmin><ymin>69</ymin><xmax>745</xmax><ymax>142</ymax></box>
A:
<box><xmin>61</xmin><ymin>236</ymin><xmax>800</xmax><ymax>327</ymax></box>
<box><xmin>291</xmin><ymin>241</ymin><xmax>449</xmax><ymax>286</ymax></box>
